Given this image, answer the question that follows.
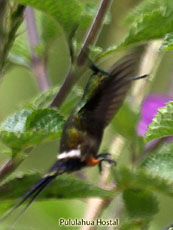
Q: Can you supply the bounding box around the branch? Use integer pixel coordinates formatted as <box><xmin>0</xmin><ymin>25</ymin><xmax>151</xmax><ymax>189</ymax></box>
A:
<box><xmin>81</xmin><ymin>136</ymin><xmax>124</xmax><ymax>230</ymax></box>
<box><xmin>0</xmin><ymin>155</ymin><xmax>24</xmax><ymax>181</ymax></box>
<box><xmin>51</xmin><ymin>0</ymin><xmax>113</xmax><ymax>108</ymax></box>
<box><xmin>25</xmin><ymin>7</ymin><xmax>50</xmax><ymax>91</ymax></box>
<box><xmin>77</xmin><ymin>0</ymin><xmax>113</xmax><ymax>66</ymax></box>
<box><xmin>130</xmin><ymin>41</ymin><xmax>162</xmax><ymax>163</ymax></box>
<box><xmin>0</xmin><ymin>3</ymin><xmax>25</xmax><ymax>74</ymax></box>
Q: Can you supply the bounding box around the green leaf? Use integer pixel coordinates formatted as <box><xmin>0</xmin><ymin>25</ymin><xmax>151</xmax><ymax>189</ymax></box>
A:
<box><xmin>97</xmin><ymin>0</ymin><xmax>173</xmax><ymax>59</ymax></box>
<box><xmin>142</xmin><ymin>143</ymin><xmax>173</xmax><ymax>181</ymax></box>
<box><xmin>123</xmin><ymin>188</ymin><xmax>158</xmax><ymax>218</ymax></box>
<box><xmin>0</xmin><ymin>109</ymin><xmax>32</xmax><ymax>133</ymax></box>
<box><xmin>30</xmin><ymin>86</ymin><xmax>59</xmax><ymax>109</ymax></box>
<box><xmin>29</xmin><ymin>85</ymin><xmax>82</xmax><ymax>115</ymax></box>
<box><xmin>11</xmin><ymin>0</ymin><xmax>82</xmax><ymax>38</ymax></box>
<box><xmin>113</xmin><ymin>167</ymin><xmax>173</xmax><ymax>197</ymax></box>
<box><xmin>125</xmin><ymin>0</ymin><xmax>169</xmax><ymax>24</ymax></box>
<box><xmin>112</xmin><ymin>102</ymin><xmax>138</xmax><ymax>138</ymax></box>
<box><xmin>161</xmin><ymin>33</ymin><xmax>173</xmax><ymax>51</ymax></box>
<box><xmin>0</xmin><ymin>171</ymin><xmax>113</xmax><ymax>201</ymax></box>
<box><xmin>145</xmin><ymin>101</ymin><xmax>173</xmax><ymax>142</ymax></box>
<box><xmin>9</xmin><ymin>31</ymin><xmax>31</xmax><ymax>67</ymax></box>
<box><xmin>26</xmin><ymin>108</ymin><xmax>64</xmax><ymax>132</ymax></box>
<box><xmin>41</xmin><ymin>13</ymin><xmax>62</xmax><ymax>46</ymax></box>
<box><xmin>60</xmin><ymin>87</ymin><xmax>82</xmax><ymax>115</ymax></box>
<box><xmin>0</xmin><ymin>108</ymin><xmax>64</xmax><ymax>153</ymax></box>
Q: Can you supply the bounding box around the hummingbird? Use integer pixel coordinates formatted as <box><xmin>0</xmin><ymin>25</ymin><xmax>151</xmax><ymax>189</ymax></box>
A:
<box><xmin>0</xmin><ymin>49</ymin><xmax>147</xmax><ymax>224</ymax></box>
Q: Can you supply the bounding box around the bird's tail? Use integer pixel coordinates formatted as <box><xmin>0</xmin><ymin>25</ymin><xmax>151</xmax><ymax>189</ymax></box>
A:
<box><xmin>0</xmin><ymin>158</ymin><xmax>85</xmax><ymax>227</ymax></box>
<box><xmin>0</xmin><ymin>174</ymin><xmax>57</xmax><ymax>226</ymax></box>
<box><xmin>0</xmin><ymin>158</ymin><xmax>69</xmax><ymax>227</ymax></box>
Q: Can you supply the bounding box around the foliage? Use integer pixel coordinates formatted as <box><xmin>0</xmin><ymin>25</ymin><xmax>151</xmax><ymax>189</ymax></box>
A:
<box><xmin>0</xmin><ymin>108</ymin><xmax>64</xmax><ymax>154</ymax></box>
<box><xmin>0</xmin><ymin>0</ymin><xmax>173</xmax><ymax>229</ymax></box>
<box><xmin>145</xmin><ymin>102</ymin><xmax>173</xmax><ymax>142</ymax></box>
<box><xmin>97</xmin><ymin>0</ymin><xmax>173</xmax><ymax>59</ymax></box>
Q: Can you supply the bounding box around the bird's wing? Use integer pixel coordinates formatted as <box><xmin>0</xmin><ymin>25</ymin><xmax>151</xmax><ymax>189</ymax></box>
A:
<box><xmin>78</xmin><ymin>50</ymin><xmax>142</xmax><ymax>129</ymax></box>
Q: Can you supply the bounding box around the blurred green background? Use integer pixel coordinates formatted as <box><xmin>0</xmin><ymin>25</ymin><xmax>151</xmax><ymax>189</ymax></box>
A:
<box><xmin>0</xmin><ymin>0</ymin><xmax>173</xmax><ymax>229</ymax></box>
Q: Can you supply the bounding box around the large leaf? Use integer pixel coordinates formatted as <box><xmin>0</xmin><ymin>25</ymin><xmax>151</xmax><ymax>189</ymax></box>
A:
<box><xmin>125</xmin><ymin>0</ymin><xmax>170</xmax><ymax>24</ymax></box>
<box><xmin>97</xmin><ymin>0</ymin><xmax>173</xmax><ymax>60</ymax></box>
<box><xmin>123</xmin><ymin>188</ymin><xmax>158</xmax><ymax>218</ymax></box>
<box><xmin>0</xmin><ymin>108</ymin><xmax>64</xmax><ymax>153</ymax></box>
<box><xmin>30</xmin><ymin>86</ymin><xmax>59</xmax><ymax>109</ymax></box>
<box><xmin>41</xmin><ymin>14</ymin><xmax>62</xmax><ymax>46</ymax></box>
<box><xmin>112</xmin><ymin>102</ymin><xmax>139</xmax><ymax>139</ymax></box>
<box><xmin>113</xmin><ymin>167</ymin><xmax>173</xmax><ymax>197</ymax></box>
<box><xmin>0</xmin><ymin>171</ymin><xmax>113</xmax><ymax>200</ymax></box>
<box><xmin>30</xmin><ymin>85</ymin><xmax>82</xmax><ymax>114</ymax></box>
<box><xmin>11</xmin><ymin>0</ymin><xmax>82</xmax><ymax>39</ymax></box>
<box><xmin>145</xmin><ymin>102</ymin><xmax>173</xmax><ymax>142</ymax></box>
<box><xmin>142</xmin><ymin>143</ymin><xmax>173</xmax><ymax>181</ymax></box>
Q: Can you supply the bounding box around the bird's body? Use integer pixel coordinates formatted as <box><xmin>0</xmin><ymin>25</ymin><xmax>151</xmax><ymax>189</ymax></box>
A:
<box><xmin>0</xmin><ymin>49</ymin><xmax>146</xmax><ymax>224</ymax></box>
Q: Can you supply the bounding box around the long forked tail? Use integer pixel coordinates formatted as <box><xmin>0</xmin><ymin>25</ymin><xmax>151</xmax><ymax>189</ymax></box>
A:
<box><xmin>0</xmin><ymin>174</ymin><xmax>57</xmax><ymax>226</ymax></box>
<box><xmin>0</xmin><ymin>157</ymin><xmax>68</xmax><ymax>225</ymax></box>
<box><xmin>0</xmin><ymin>158</ymin><xmax>85</xmax><ymax>227</ymax></box>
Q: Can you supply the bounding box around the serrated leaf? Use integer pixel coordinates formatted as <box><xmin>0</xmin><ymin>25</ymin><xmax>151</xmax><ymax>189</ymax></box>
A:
<box><xmin>142</xmin><ymin>143</ymin><xmax>173</xmax><ymax>181</ymax></box>
<box><xmin>0</xmin><ymin>109</ymin><xmax>32</xmax><ymax>133</ymax></box>
<box><xmin>30</xmin><ymin>85</ymin><xmax>82</xmax><ymax>115</ymax></box>
<box><xmin>26</xmin><ymin>108</ymin><xmax>64</xmax><ymax>132</ymax></box>
<box><xmin>0</xmin><ymin>171</ymin><xmax>113</xmax><ymax>201</ymax></box>
<box><xmin>11</xmin><ymin>0</ymin><xmax>82</xmax><ymax>39</ymax></box>
<box><xmin>145</xmin><ymin>101</ymin><xmax>173</xmax><ymax>142</ymax></box>
<box><xmin>125</xmin><ymin>0</ymin><xmax>170</xmax><ymax>24</ymax></box>
<box><xmin>161</xmin><ymin>33</ymin><xmax>173</xmax><ymax>51</ymax></box>
<box><xmin>113</xmin><ymin>167</ymin><xmax>173</xmax><ymax>197</ymax></box>
<box><xmin>0</xmin><ymin>108</ymin><xmax>64</xmax><ymax>153</ymax></box>
<box><xmin>97</xmin><ymin>0</ymin><xmax>173</xmax><ymax>59</ymax></box>
<box><xmin>123</xmin><ymin>188</ymin><xmax>158</xmax><ymax>218</ymax></box>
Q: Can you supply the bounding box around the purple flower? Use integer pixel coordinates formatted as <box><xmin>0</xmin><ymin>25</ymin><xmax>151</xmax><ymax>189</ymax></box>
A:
<box><xmin>137</xmin><ymin>94</ymin><xmax>172</xmax><ymax>137</ymax></box>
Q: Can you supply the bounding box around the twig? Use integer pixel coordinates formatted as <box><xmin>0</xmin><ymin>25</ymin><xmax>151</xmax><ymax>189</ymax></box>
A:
<box><xmin>81</xmin><ymin>136</ymin><xmax>124</xmax><ymax>230</ymax></box>
<box><xmin>51</xmin><ymin>0</ymin><xmax>113</xmax><ymax>108</ymax></box>
<box><xmin>131</xmin><ymin>41</ymin><xmax>162</xmax><ymax>106</ymax></box>
<box><xmin>77</xmin><ymin>0</ymin><xmax>112</xmax><ymax>66</ymax></box>
<box><xmin>25</xmin><ymin>7</ymin><xmax>50</xmax><ymax>91</ymax></box>
<box><xmin>0</xmin><ymin>3</ymin><xmax>25</xmax><ymax>74</ymax></box>
<box><xmin>0</xmin><ymin>156</ymin><xmax>23</xmax><ymax>182</ymax></box>
<box><xmin>131</xmin><ymin>41</ymin><xmax>162</xmax><ymax>163</ymax></box>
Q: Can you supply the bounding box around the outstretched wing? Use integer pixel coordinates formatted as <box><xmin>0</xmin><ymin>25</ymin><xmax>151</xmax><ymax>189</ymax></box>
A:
<box><xmin>78</xmin><ymin>50</ymin><xmax>142</xmax><ymax>129</ymax></box>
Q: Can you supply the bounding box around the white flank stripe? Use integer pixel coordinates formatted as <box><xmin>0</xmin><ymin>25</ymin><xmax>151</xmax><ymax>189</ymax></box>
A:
<box><xmin>58</xmin><ymin>149</ymin><xmax>81</xmax><ymax>160</ymax></box>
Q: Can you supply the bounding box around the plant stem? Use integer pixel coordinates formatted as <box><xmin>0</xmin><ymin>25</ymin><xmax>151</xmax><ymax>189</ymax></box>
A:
<box><xmin>51</xmin><ymin>0</ymin><xmax>113</xmax><ymax>108</ymax></box>
<box><xmin>77</xmin><ymin>0</ymin><xmax>113</xmax><ymax>66</ymax></box>
<box><xmin>25</xmin><ymin>7</ymin><xmax>50</xmax><ymax>91</ymax></box>
<box><xmin>0</xmin><ymin>155</ymin><xmax>24</xmax><ymax>182</ymax></box>
<box><xmin>0</xmin><ymin>3</ymin><xmax>25</xmax><ymax>74</ymax></box>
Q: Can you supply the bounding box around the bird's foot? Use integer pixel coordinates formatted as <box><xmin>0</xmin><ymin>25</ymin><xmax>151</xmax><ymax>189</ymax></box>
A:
<box><xmin>86</xmin><ymin>153</ymin><xmax>116</xmax><ymax>173</ymax></box>
<box><xmin>96</xmin><ymin>153</ymin><xmax>116</xmax><ymax>173</ymax></box>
